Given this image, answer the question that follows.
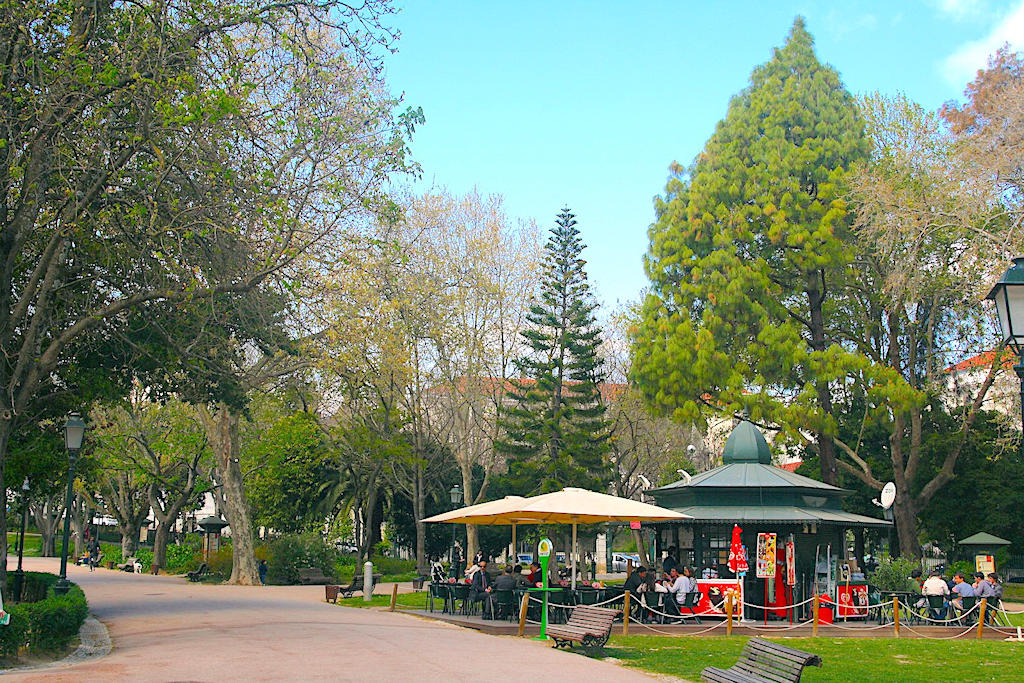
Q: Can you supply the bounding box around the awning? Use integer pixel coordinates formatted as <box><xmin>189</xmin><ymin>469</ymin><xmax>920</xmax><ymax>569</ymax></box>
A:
<box><xmin>649</xmin><ymin>505</ymin><xmax>891</xmax><ymax>528</ymax></box>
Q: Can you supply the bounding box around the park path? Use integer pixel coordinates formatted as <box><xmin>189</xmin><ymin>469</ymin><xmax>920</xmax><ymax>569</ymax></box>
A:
<box><xmin>4</xmin><ymin>557</ymin><xmax>656</xmax><ymax>682</ymax></box>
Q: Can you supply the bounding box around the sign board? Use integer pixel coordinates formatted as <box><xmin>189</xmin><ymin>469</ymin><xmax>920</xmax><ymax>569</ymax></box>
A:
<box><xmin>629</xmin><ymin>521</ymin><xmax>641</xmax><ymax>530</ymax></box>
<box><xmin>836</xmin><ymin>583</ymin><xmax>869</xmax><ymax>618</ymax></box>
<box><xmin>976</xmin><ymin>554</ymin><xmax>995</xmax><ymax>574</ymax></box>
<box><xmin>538</xmin><ymin>538</ymin><xmax>552</xmax><ymax>558</ymax></box>
<box><xmin>756</xmin><ymin>533</ymin><xmax>777</xmax><ymax>578</ymax></box>
<box><xmin>785</xmin><ymin>539</ymin><xmax>796</xmax><ymax>587</ymax></box>
<box><xmin>735</xmin><ymin>545</ymin><xmax>749</xmax><ymax>575</ymax></box>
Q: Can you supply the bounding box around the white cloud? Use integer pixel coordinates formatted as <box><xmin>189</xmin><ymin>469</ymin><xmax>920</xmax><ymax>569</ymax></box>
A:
<box><xmin>941</xmin><ymin>1</ymin><xmax>1024</xmax><ymax>85</ymax></box>
<box><xmin>934</xmin><ymin>0</ymin><xmax>987</xmax><ymax>20</ymax></box>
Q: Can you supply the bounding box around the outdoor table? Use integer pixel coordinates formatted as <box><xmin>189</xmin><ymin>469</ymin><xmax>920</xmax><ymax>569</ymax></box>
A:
<box><xmin>877</xmin><ymin>591</ymin><xmax>920</xmax><ymax>625</ymax></box>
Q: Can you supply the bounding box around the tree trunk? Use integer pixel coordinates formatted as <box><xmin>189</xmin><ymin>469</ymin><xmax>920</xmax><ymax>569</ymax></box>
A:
<box><xmin>32</xmin><ymin>499</ymin><xmax>60</xmax><ymax>557</ymax></box>
<box><xmin>153</xmin><ymin>523</ymin><xmax>171</xmax><ymax>571</ymax></box>
<box><xmin>71</xmin><ymin>494</ymin><xmax>88</xmax><ymax>560</ymax></box>
<box><xmin>461</xmin><ymin>462</ymin><xmax>477</xmax><ymax>568</ymax></box>
<box><xmin>414</xmin><ymin>463</ymin><xmax>427</xmax><ymax>575</ymax></box>
<box><xmin>204</xmin><ymin>404</ymin><xmax>260</xmax><ymax>585</ymax></box>
<box><xmin>806</xmin><ymin>270</ymin><xmax>839</xmax><ymax>486</ymax></box>
<box><xmin>121</xmin><ymin>521</ymin><xmax>139</xmax><ymax>558</ymax></box>
<box><xmin>0</xmin><ymin>419</ymin><xmax>9</xmax><ymax>591</ymax></box>
<box><xmin>893</xmin><ymin>494</ymin><xmax>920</xmax><ymax>560</ymax></box>
<box><xmin>631</xmin><ymin>528</ymin><xmax>651</xmax><ymax>567</ymax></box>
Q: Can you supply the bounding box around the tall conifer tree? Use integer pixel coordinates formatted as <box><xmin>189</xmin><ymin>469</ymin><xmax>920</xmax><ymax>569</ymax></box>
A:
<box><xmin>632</xmin><ymin>18</ymin><xmax>874</xmax><ymax>485</ymax></box>
<box><xmin>497</xmin><ymin>209</ymin><xmax>611</xmax><ymax>495</ymax></box>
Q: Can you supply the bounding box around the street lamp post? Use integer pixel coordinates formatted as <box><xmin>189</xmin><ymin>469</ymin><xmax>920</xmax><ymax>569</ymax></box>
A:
<box><xmin>12</xmin><ymin>477</ymin><xmax>29</xmax><ymax>601</ymax></box>
<box><xmin>55</xmin><ymin>413</ymin><xmax>86</xmax><ymax>596</ymax></box>
<box><xmin>986</xmin><ymin>257</ymin><xmax>1024</xmax><ymax>436</ymax></box>
<box><xmin>448</xmin><ymin>484</ymin><xmax>462</xmax><ymax>578</ymax></box>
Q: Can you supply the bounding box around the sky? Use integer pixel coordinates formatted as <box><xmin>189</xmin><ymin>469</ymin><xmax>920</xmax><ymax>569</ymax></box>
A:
<box><xmin>383</xmin><ymin>0</ymin><xmax>1024</xmax><ymax>309</ymax></box>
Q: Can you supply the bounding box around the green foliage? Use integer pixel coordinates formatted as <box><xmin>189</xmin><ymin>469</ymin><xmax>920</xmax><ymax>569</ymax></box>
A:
<box><xmin>262</xmin><ymin>533</ymin><xmax>340</xmax><ymax>585</ymax></box>
<box><xmin>245</xmin><ymin>412</ymin><xmax>336</xmax><ymax>533</ymax></box>
<box><xmin>165</xmin><ymin>541</ymin><xmax>203</xmax><ymax>574</ymax></box>
<box><xmin>207</xmin><ymin>547</ymin><xmax>234</xmax><ymax>578</ymax></box>
<box><xmin>0</xmin><ymin>573</ymin><xmax>88</xmax><ymax>658</ymax></box>
<box><xmin>949</xmin><ymin>560</ymin><xmax>974</xmax><ymax>578</ymax></box>
<box><xmin>497</xmin><ymin>208</ymin><xmax>611</xmax><ymax>495</ymax></box>
<box><xmin>868</xmin><ymin>557</ymin><xmax>921</xmax><ymax>592</ymax></box>
<box><xmin>632</xmin><ymin>18</ymin><xmax>887</xmax><ymax>468</ymax></box>
<box><xmin>100</xmin><ymin>542</ymin><xmax>123</xmax><ymax>567</ymax></box>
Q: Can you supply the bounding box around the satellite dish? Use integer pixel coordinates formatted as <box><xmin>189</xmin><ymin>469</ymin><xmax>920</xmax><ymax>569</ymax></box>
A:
<box><xmin>880</xmin><ymin>482</ymin><xmax>896</xmax><ymax>510</ymax></box>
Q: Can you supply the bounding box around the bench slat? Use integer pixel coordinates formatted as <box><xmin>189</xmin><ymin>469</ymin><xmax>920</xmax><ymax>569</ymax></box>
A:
<box><xmin>703</xmin><ymin>638</ymin><xmax>822</xmax><ymax>683</ymax></box>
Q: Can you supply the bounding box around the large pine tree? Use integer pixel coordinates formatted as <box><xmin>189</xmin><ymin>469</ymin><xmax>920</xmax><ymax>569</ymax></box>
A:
<box><xmin>632</xmin><ymin>18</ymin><xmax>872</xmax><ymax>485</ymax></box>
<box><xmin>497</xmin><ymin>208</ymin><xmax>611</xmax><ymax>495</ymax></box>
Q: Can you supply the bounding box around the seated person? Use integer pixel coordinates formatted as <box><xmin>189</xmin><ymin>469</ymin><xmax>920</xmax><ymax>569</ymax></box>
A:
<box><xmin>921</xmin><ymin>569</ymin><xmax>950</xmax><ymax>619</ymax></box>
<box><xmin>470</xmin><ymin>559</ymin><xmax>493</xmax><ymax>616</ymax></box>
<box><xmin>493</xmin><ymin>565</ymin><xmax>517</xmax><ymax>591</ymax></box>
<box><xmin>973</xmin><ymin>572</ymin><xmax>995</xmax><ymax>599</ymax></box>
<box><xmin>430</xmin><ymin>557</ymin><xmax>447</xmax><ymax>584</ymax></box>
<box><xmin>526</xmin><ymin>561</ymin><xmax>543</xmax><ymax>586</ymax></box>
<box><xmin>950</xmin><ymin>572</ymin><xmax>975</xmax><ymax>614</ymax></box>
<box><xmin>512</xmin><ymin>564</ymin><xmax>530</xmax><ymax>588</ymax></box>
<box><xmin>623</xmin><ymin>565</ymin><xmax>647</xmax><ymax>595</ymax></box>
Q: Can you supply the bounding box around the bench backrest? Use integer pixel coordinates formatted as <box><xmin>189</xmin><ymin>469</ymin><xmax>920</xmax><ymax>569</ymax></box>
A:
<box><xmin>566</xmin><ymin>605</ymin><xmax>619</xmax><ymax>633</ymax></box>
<box><xmin>734</xmin><ymin>638</ymin><xmax>822</xmax><ymax>683</ymax></box>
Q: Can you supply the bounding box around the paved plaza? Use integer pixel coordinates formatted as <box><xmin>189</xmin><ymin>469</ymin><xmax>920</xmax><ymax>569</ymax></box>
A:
<box><xmin>5</xmin><ymin>557</ymin><xmax>654</xmax><ymax>682</ymax></box>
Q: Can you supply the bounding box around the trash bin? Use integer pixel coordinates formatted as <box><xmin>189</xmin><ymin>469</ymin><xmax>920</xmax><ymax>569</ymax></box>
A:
<box><xmin>412</xmin><ymin>576</ymin><xmax>425</xmax><ymax>590</ymax></box>
<box><xmin>817</xmin><ymin>594</ymin><xmax>834</xmax><ymax>624</ymax></box>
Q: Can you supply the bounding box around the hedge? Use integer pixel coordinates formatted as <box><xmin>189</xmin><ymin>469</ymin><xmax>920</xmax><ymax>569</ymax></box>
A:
<box><xmin>0</xmin><ymin>572</ymin><xmax>88</xmax><ymax>658</ymax></box>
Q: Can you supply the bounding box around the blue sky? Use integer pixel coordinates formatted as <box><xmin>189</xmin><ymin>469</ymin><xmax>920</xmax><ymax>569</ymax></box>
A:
<box><xmin>385</xmin><ymin>1</ymin><xmax>1024</xmax><ymax>308</ymax></box>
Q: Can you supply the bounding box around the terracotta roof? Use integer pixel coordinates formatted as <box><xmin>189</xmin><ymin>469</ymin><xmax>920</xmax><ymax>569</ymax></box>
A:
<box><xmin>777</xmin><ymin>461</ymin><xmax>802</xmax><ymax>473</ymax></box>
<box><xmin>945</xmin><ymin>350</ymin><xmax>1013</xmax><ymax>373</ymax></box>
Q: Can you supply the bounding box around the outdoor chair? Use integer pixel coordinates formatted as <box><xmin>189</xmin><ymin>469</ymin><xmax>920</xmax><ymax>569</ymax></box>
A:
<box><xmin>449</xmin><ymin>584</ymin><xmax>470</xmax><ymax>615</ymax></box>
<box><xmin>954</xmin><ymin>596</ymin><xmax>978</xmax><ymax>625</ymax></box>
<box><xmin>575</xmin><ymin>588</ymin><xmax>600</xmax><ymax>605</ymax></box>
<box><xmin>926</xmin><ymin>594</ymin><xmax>947</xmax><ymax>621</ymax></box>
<box><xmin>427</xmin><ymin>582</ymin><xmax>446</xmax><ymax>613</ymax></box>
<box><xmin>678</xmin><ymin>591</ymin><xmax>702</xmax><ymax>623</ymax></box>
<box><xmin>547</xmin><ymin>589</ymin><xmax>570</xmax><ymax>624</ymax></box>
<box><xmin>491</xmin><ymin>589</ymin><xmax>516</xmax><ymax>621</ymax></box>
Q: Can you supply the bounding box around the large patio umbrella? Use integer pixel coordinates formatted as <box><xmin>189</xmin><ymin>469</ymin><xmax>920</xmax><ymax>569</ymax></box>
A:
<box><xmin>422</xmin><ymin>496</ymin><xmax>545</xmax><ymax>568</ymax></box>
<box><xmin>509</xmin><ymin>488</ymin><xmax>691</xmax><ymax>588</ymax></box>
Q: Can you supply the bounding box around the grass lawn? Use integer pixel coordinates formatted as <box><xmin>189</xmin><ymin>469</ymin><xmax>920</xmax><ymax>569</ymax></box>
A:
<box><xmin>601</xmin><ymin>635</ymin><xmax>1024</xmax><ymax>682</ymax></box>
<box><xmin>1004</xmin><ymin>583</ymin><xmax>1024</xmax><ymax>602</ymax></box>
<box><xmin>329</xmin><ymin>591</ymin><xmax>428</xmax><ymax>609</ymax></box>
<box><xmin>5</xmin><ymin>532</ymin><xmax>41</xmax><ymax>556</ymax></box>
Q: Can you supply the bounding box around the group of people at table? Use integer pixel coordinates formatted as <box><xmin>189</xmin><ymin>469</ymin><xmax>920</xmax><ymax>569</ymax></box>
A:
<box><xmin>913</xmin><ymin>568</ymin><xmax>1004</xmax><ymax>620</ymax></box>
<box><xmin>430</xmin><ymin>545</ymin><xmax>708</xmax><ymax>623</ymax></box>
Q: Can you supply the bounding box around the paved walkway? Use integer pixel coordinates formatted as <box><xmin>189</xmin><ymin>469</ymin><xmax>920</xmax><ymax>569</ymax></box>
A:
<box><xmin>5</xmin><ymin>557</ymin><xmax>655</xmax><ymax>682</ymax></box>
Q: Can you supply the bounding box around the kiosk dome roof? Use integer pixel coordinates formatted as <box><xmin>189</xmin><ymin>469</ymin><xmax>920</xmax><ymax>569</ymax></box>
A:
<box><xmin>722</xmin><ymin>420</ymin><xmax>773</xmax><ymax>464</ymax></box>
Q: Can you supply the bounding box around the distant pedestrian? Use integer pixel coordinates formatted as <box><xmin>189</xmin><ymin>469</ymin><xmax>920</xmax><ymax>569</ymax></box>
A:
<box><xmin>586</xmin><ymin>552</ymin><xmax>596</xmax><ymax>581</ymax></box>
<box><xmin>258</xmin><ymin>560</ymin><xmax>268</xmax><ymax>585</ymax></box>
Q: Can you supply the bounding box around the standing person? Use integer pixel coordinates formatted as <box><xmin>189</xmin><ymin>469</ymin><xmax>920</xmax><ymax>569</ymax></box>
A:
<box><xmin>450</xmin><ymin>542</ymin><xmax>464</xmax><ymax>580</ymax></box>
<box><xmin>585</xmin><ymin>551</ymin><xmax>596</xmax><ymax>581</ymax></box>
<box><xmin>258</xmin><ymin>559</ymin><xmax>268</xmax><ymax>585</ymax></box>
<box><xmin>662</xmin><ymin>547</ymin><xmax>678</xmax><ymax>578</ymax></box>
<box><xmin>88</xmin><ymin>538</ymin><xmax>101</xmax><ymax>572</ymax></box>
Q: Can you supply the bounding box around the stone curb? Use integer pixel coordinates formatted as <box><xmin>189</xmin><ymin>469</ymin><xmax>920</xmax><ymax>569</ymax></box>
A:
<box><xmin>0</xmin><ymin>615</ymin><xmax>111</xmax><ymax>674</ymax></box>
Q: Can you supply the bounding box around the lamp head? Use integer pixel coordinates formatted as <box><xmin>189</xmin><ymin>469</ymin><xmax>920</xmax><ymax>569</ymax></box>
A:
<box><xmin>449</xmin><ymin>484</ymin><xmax>463</xmax><ymax>505</ymax></box>
<box><xmin>986</xmin><ymin>257</ymin><xmax>1024</xmax><ymax>354</ymax></box>
<box><xmin>64</xmin><ymin>412</ymin><xmax>86</xmax><ymax>452</ymax></box>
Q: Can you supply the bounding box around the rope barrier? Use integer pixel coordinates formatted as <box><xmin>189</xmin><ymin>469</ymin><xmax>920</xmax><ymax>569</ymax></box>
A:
<box><xmin>740</xmin><ymin>619</ymin><xmax>816</xmax><ymax>632</ymax></box>
<box><xmin>631</xmin><ymin>617</ymin><xmax>730</xmax><ymax>637</ymax></box>
<box><xmin>900</xmin><ymin>623</ymin><xmax>978</xmax><ymax>640</ymax></box>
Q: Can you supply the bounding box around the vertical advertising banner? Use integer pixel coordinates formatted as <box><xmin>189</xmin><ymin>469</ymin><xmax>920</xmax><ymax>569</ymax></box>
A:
<box><xmin>756</xmin><ymin>532</ymin><xmax>777</xmax><ymax>578</ymax></box>
<box><xmin>785</xmin><ymin>539</ymin><xmax>796</xmax><ymax>587</ymax></box>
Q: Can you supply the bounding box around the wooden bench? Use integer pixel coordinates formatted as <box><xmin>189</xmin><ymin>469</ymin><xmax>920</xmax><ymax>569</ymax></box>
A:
<box><xmin>186</xmin><ymin>563</ymin><xmax>210</xmax><ymax>582</ymax></box>
<box><xmin>701</xmin><ymin>638</ymin><xmax>822</xmax><ymax>683</ymax></box>
<box><xmin>547</xmin><ymin>604</ymin><xmax>620</xmax><ymax>654</ymax></box>
<box><xmin>298</xmin><ymin>567</ymin><xmax>332</xmax><ymax>585</ymax></box>
<box><xmin>326</xmin><ymin>573</ymin><xmax>382</xmax><ymax>601</ymax></box>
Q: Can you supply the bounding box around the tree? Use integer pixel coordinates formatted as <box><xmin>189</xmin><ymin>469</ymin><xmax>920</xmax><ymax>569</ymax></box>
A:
<box><xmin>633</xmin><ymin>17</ymin><xmax>874</xmax><ymax>487</ymax></box>
<box><xmin>497</xmin><ymin>208</ymin><xmax>611</xmax><ymax>495</ymax></box>
<box><xmin>0</xmin><ymin>0</ymin><xmax>412</xmax><ymax>586</ymax></box>
<box><xmin>244</xmin><ymin>410</ymin><xmax>334</xmax><ymax>534</ymax></box>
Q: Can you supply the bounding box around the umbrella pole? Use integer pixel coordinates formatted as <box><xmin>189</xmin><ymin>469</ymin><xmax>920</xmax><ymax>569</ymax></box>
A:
<box><xmin>571</xmin><ymin>523</ymin><xmax>577</xmax><ymax>591</ymax></box>
<box><xmin>512</xmin><ymin>523</ymin><xmax>517</xmax><ymax>564</ymax></box>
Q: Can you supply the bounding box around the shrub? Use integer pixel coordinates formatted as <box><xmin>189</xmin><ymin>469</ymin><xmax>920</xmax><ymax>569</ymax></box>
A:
<box><xmin>868</xmin><ymin>556</ymin><xmax>921</xmax><ymax>592</ymax></box>
<box><xmin>263</xmin><ymin>533</ymin><xmax>340</xmax><ymax>585</ymax></box>
<box><xmin>207</xmin><ymin>547</ymin><xmax>233</xmax><ymax>578</ymax></box>
<box><xmin>0</xmin><ymin>574</ymin><xmax>89</xmax><ymax>658</ymax></box>
<box><xmin>136</xmin><ymin>548</ymin><xmax>153</xmax><ymax>572</ymax></box>
<box><xmin>99</xmin><ymin>542</ymin><xmax>122</xmax><ymax>567</ymax></box>
<box><xmin>370</xmin><ymin>555</ymin><xmax>416</xmax><ymax>577</ymax></box>
<box><xmin>949</xmin><ymin>560</ymin><xmax>975</xmax><ymax>578</ymax></box>
<box><xmin>165</xmin><ymin>542</ymin><xmax>202</xmax><ymax>574</ymax></box>
<box><xmin>0</xmin><ymin>605</ymin><xmax>29</xmax><ymax>658</ymax></box>
<box><xmin>26</xmin><ymin>585</ymin><xmax>88</xmax><ymax>651</ymax></box>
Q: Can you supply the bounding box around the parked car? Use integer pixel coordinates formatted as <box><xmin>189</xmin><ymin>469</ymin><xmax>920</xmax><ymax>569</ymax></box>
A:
<box><xmin>516</xmin><ymin>553</ymin><xmax>534</xmax><ymax>565</ymax></box>
<box><xmin>611</xmin><ymin>552</ymin><xmax>642</xmax><ymax>573</ymax></box>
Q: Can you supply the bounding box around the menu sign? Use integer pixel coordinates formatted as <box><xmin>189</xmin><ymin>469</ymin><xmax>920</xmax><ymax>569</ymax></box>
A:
<box><xmin>756</xmin><ymin>533</ymin><xmax>777</xmax><ymax>578</ymax></box>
